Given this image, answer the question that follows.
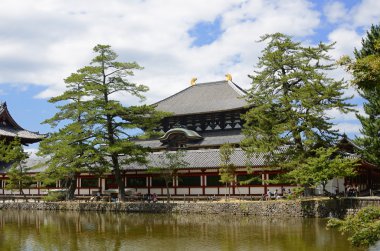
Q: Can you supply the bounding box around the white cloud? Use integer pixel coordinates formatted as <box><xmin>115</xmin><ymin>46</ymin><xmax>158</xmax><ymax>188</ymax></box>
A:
<box><xmin>351</xmin><ymin>0</ymin><xmax>380</xmax><ymax>27</ymax></box>
<box><xmin>327</xmin><ymin>28</ymin><xmax>362</xmax><ymax>59</ymax></box>
<box><xmin>2</xmin><ymin>0</ymin><xmax>374</xmax><ymax>139</ymax></box>
<box><xmin>0</xmin><ymin>0</ymin><xmax>321</xmax><ymax>104</ymax></box>
<box><xmin>332</xmin><ymin>122</ymin><xmax>362</xmax><ymax>135</ymax></box>
<box><xmin>323</xmin><ymin>1</ymin><xmax>348</xmax><ymax>23</ymax></box>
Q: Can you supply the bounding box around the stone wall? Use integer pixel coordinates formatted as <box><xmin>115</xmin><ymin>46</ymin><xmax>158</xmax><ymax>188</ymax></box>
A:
<box><xmin>0</xmin><ymin>198</ymin><xmax>379</xmax><ymax>217</ymax></box>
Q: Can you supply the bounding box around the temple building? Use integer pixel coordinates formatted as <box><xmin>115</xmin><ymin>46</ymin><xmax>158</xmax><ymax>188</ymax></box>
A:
<box><xmin>0</xmin><ymin>80</ymin><xmax>379</xmax><ymax>197</ymax></box>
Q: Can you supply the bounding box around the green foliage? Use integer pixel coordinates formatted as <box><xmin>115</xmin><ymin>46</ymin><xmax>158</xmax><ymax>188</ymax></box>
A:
<box><xmin>148</xmin><ymin>150</ymin><xmax>189</xmax><ymax>203</ymax></box>
<box><xmin>37</xmin><ymin>64</ymin><xmax>106</xmax><ymax>200</ymax></box>
<box><xmin>327</xmin><ymin>206</ymin><xmax>380</xmax><ymax>247</ymax></box>
<box><xmin>242</xmin><ymin>33</ymin><xmax>354</xmax><ymax>185</ymax></box>
<box><xmin>219</xmin><ymin>143</ymin><xmax>236</xmax><ymax>184</ymax></box>
<box><xmin>219</xmin><ymin>143</ymin><xmax>236</xmax><ymax>198</ymax></box>
<box><xmin>38</xmin><ymin>44</ymin><xmax>165</xmax><ymax>201</ymax></box>
<box><xmin>341</xmin><ymin>24</ymin><xmax>380</xmax><ymax>167</ymax></box>
<box><xmin>42</xmin><ymin>192</ymin><xmax>65</xmax><ymax>202</ymax></box>
<box><xmin>0</xmin><ymin>138</ymin><xmax>33</xmax><ymax>194</ymax></box>
<box><xmin>286</xmin><ymin>147</ymin><xmax>357</xmax><ymax>191</ymax></box>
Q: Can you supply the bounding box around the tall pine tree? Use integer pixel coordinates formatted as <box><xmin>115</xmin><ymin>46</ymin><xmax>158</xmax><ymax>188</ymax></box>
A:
<box><xmin>37</xmin><ymin>73</ymin><xmax>105</xmax><ymax>200</ymax></box>
<box><xmin>41</xmin><ymin>45</ymin><xmax>163</xmax><ymax>201</ymax></box>
<box><xmin>242</xmin><ymin>33</ymin><xmax>355</xmax><ymax>186</ymax></box>
<box><xmin>352</xmin><ymin>24</ymin><xmax>380</xmax><ymax>166</ymax></box>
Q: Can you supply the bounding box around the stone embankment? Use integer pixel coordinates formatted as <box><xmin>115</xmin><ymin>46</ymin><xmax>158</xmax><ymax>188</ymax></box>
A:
<box><xmin>0</xmin><ymin>197</ymin><xmax>379</xmax><ymax>217</ymax></box>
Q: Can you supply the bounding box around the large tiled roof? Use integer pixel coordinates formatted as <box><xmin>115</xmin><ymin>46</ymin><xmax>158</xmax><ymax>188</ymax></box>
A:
<box><xmin>123</xmin><ymin>148</ymin><xmax>266</xmax><ymax>170</ymax></box>
<box><xmin>153</xmin><ymin>80</ymin><xmax>247</xmax><ymax>115</ymax></box>
<box><xmin>0</xmin><ymin>146</ymin><xmax>363</xmax><ymax>174</ymax></box>
<box><xmin>0</xmin><ymin>156</ymin><xmax>49</xmax><ymax>174</ymax></box>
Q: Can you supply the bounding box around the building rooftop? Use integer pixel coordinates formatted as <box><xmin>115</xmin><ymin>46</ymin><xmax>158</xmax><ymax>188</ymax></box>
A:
<box><xmin>153</xmin><ymin>80</ymin><xmax>248</xmax><ymax>116</ymax></box>
<box><xmin>0</xmin><ymin>102</ymin><xmax>45</xmax><ymax>144</ymax></box>
<box><xmin>122</xmin><ymin>148</ymin><xmax>266</xmax><ymax>170</ymax></box>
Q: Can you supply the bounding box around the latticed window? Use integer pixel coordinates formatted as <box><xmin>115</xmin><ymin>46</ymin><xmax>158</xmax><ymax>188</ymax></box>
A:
<box><xmin>105</xmin><ymin>178</ymin><xmax>117</xmax><ymax>188</ymax></box>
<box><xmin>206</xmin><ymin>175</ymin><xmax>223</xmax><ymax>186</ymax></box>
<box><xmin>127</xmin><ymin>177</ymin><xmax>146</xmax><ymax>187</ymax></box>
<box><xmin>152</xmin><ymin>176</ymin><xmax>171</xmax><ymax>187</ymax></box>
<box><xmin>178</xmin><ymin>176</ymin><xmax>201</xmax><ymax>187</ymax></box>
<box><xmin>81</xmin><ymin>178</ymin><xmax>98</xmax><ymax>188</ymax></box>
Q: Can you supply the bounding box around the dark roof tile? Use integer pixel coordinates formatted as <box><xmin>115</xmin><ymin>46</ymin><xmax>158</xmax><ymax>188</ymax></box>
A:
<box><xmin>153</xmin><ymin>80</ymin><xmax>247</xmax><ymax>115</ymax></box>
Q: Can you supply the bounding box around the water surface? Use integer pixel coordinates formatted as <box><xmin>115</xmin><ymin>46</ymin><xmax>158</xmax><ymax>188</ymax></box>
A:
<box><xmin>0</xmin><ymin>210</ymin><xmax>362</xmax><ymax>251</ymax></box>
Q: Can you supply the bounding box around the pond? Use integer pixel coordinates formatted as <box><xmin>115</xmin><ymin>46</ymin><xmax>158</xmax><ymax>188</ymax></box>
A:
<box><xmin>0</xmin><ymin>210</ymin><xmax>364</xmax><ymax>251</ymax></box>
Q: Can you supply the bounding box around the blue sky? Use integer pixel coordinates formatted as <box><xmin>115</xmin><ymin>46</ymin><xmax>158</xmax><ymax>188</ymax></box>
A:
<box><xmin>0</xmin><ymin>0</ymin><xmax>379</xmax><ymax>152</ymax></box>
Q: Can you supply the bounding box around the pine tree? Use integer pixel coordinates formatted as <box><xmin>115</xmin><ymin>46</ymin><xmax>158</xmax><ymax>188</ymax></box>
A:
<box><xmin>242</xmin><ymin>33</ymin><xmax>355</xmax><ymax>185</ymax></box>
<box><xmin>352</xmin><ymin>24</ymin><xmax>380</xmax><ymax>166</ymax></box>
<box><xmin>219</xmin><ymin>143</ymin><xmax>236</xmax><ymax>199</ymax></box>
<box><xmin>41</xmin><ymin>44</ymin><xmax>163</xmax><ymax>201</ymax></box>
<box><xmin>37</xmin><ymin>73</ymin><xmax>105</xmax><ymax>200</ymax></box>
<box><xmin>149</xmin><ymin>150</ymin><xmax>189</xmax><ymax>203</ymax></box>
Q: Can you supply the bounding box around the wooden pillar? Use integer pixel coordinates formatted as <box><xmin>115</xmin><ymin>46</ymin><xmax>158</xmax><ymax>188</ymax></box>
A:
<box><xmin>202</xmin><ymin>170</ymin><xmax>205</xmax><ymax>195</ymax></box>
<box><xmin>147</xmin><ymin>176</ymin><xmax>151</xmax><ymax>194</ymax></box>
<box><xmin>263</xmin><ymin>172</ymin><xmax>267</xmax><ymax>194</ymax></box>
<box><xmin>174</xmin><ymin>176</ymin><xmax>177</xmax><ymax>195</ymax></box>
<box><xmin>77</xmin><ymin>177</ymin><xmax>80</xmax><ymax>195</ymax></box>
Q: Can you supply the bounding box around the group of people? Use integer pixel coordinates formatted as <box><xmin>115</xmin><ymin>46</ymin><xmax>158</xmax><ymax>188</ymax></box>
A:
<box><xmin>143</xmin><ymin>193</ymin><xmax>158</xmax><ymax>203</ymax></box>
<box><xmin>263</xmin><ymin>188</ymin><xmax>292</xmax><ymax>200</ymax></box>
<box><xmin>345</xmin><ymin>184</ymin><xmax>359</xmax><ymax>197</ymax></box>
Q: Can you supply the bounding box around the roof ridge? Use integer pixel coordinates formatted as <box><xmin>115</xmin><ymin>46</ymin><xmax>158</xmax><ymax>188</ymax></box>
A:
<box><xmin>227</xmin><ymin>81</ymin><xmax>247</xmax><ymax>96</ymax></box>
<box><xmin>151</xmin><ymin>84</ymin><xmax>194</xmax><ymax>106</ymax></box>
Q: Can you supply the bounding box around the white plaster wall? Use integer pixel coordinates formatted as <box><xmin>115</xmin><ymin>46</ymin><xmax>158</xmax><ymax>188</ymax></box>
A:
<box><xmin>150</xmin><ymin>188</ymin><xmax>163</xmax><ymax>195</ymax></box>
<box><xmin>189</xmin><ymin>188</ymin><xmax>202</xmax><ymax>195</ymax></box>
<box><xmin>250</xmin><ymin>187</ymin><xmax>265</xmax><ymax>194</ymax></box>
<box><xmin>136</xmin><ymin>188</ymin><xmax>148</xmax><ymax>194</ymax></box>
<box><xmin>235</xmin><ymin>187</ymin><xmax>249</xmax><ymax>195</ymax></box>
<box><xmin>204</xmin><ymin>188</ymin><xmax>219</xmax><ymax>195</ymax></box>
<box><xmin>176</xmin><ymin>188</ymin><xmax>189</xmax><ymax>195</ymax></box>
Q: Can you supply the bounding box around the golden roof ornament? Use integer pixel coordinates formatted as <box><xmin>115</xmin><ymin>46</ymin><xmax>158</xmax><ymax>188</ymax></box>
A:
<box><xmin>191</xmin><ymin>77</ymin><xmax>197</xmax><ymax>86</ymax></box>
<box><xmin>225</xmin><ymin>73</ymin><xmax>232</xmax><ymax>81</ymax></box>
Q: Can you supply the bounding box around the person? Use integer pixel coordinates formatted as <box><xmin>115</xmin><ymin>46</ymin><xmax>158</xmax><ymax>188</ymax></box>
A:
<box><xmin>274</xmin><ymin>189</ymin><xmax>278</xmax><ymax>199</ymax></box>
<box><xmin>261</xmin><ymin>193</ymin><xmax>266</xmax><ymax>201</ymax></box>
<box><xmin>354</xmin><ymin>185</ymin><xmax>359</xmax><ymax>197</ymax></box>
<box><xmin>281</xmin><ymin>187</ymin><xmax>286</xmax><ymax>196</ymax></box>
<box><xmin>152</xmin><ymin>193</ymin><xmax>158</xmax><ymax>203</ymax></box>
<box><xmin>345</xmin><ymin>184</ymin><xmax>351</xmax><ymax>197</ymax></box>
<box><xmin>266</xmin><ymin>190</ymin><xmax>271</xmax><ymax>200</ymax></box>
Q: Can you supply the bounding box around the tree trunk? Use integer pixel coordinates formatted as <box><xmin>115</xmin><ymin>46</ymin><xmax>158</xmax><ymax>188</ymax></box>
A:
<box><xmin>165</xmin><ymin>181</ymin><xmax>170</xmax><ymax>204</ymax></box>
<box><xmin>112</xmin><ymin>154</ymin><xmax>125</xmax><ymax>202</ymax></box>
<box><xmin>322</xmin><ymin>182</ymin><xmax>327</xmax><ymax>195</ymax></box>
<box><xmin>19</xmin><ymin>181</ymin><xmax>24</xmax><ymax>195</ymax></box>
<box><xmin>225</xmin><ymin>183</ymin><xmax>228</xmax><ymax>201</ymax></box>
<box><xmin>66</xmin><ymin>176</ymin><xmax>77</xmax><ymax>200</ymax></box>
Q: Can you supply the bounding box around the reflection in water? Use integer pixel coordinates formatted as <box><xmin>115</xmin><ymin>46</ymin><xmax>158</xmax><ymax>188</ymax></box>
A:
<box><xmin>0</xmin><ymin>210</ymin><xmax>362</xmax><ymax>251</ymax></box>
